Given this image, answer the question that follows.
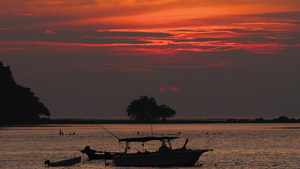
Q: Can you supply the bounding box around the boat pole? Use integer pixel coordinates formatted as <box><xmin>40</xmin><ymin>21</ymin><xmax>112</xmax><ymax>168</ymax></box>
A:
<box><xmin>150</xmin><ymin>115</ymin><xmax>153</xmax><ymax>136</ymax></box>
<box><xmin>151</xmin><ymin>123</ymin><xmax>153</xmax><ymax>136</ymax></box>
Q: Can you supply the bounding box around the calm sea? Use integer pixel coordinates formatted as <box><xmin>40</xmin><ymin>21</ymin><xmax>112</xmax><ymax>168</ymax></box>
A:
<box><xmin>0</xmin><ymin>124</ymin><xmax>299</xmax><ymax>169</ymax></box>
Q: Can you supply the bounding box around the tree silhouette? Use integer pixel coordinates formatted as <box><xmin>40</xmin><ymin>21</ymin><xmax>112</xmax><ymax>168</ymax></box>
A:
<box><xmin>0</xmin><ymin>62</ymin><xmax>50</xmax><ymax>124</ymax></box>
<box><xmin>156</xmin><ymin>104</ymin><xmax>176</xmax><ymax>121</ymax></box>
<box><xmin>126</xmin><ymin>95</ymin><xmax>176</xmax><ymax>121</ymax></box>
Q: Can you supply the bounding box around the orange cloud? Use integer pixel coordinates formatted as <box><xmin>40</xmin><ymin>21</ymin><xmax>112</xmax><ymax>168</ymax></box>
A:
<box><xmin>14</xmin><ymin>14</ymin><xmax>33</xmax><ymax>16</ymax></box>
<box><xmin>3</xmin><ymin>0</ymin><xmax>297</xmax><ymax>30</ymax></box>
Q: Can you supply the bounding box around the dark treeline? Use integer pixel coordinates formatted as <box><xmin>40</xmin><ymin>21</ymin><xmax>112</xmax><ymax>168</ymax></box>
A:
<box><xmin>0</xmin><ymin>62</ymin><xmax>50</xmax><ymax>124</ymax></box>
<box><xmin>46</xmin><ymin>116</ymin><xmax>300</xmax><ymax>124</ymax></box>
<box><xmin>226</xmin><ymin>116</ymin><xmax>300</xmax><ymax>123</ymax></box>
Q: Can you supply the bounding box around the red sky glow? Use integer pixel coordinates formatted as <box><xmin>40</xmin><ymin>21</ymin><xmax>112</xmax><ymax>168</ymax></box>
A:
<box><xmin>160</xmin><ymin>87</ymin><xmax>182</xmax><ymax>92</ymax></box>
<box><xmin>1</xmin><ymin>0</ymin><xmax>300</xmax><ymax>119</ymax></box>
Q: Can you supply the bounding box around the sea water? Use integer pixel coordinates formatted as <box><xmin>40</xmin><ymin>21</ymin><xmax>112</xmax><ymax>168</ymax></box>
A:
<box><xmin>0</xmin><ymin>123</ymin><xmax>299</xmax><ymax>169</ymax></box>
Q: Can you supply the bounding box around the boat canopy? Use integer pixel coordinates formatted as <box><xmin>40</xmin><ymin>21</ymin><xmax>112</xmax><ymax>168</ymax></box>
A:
<box><xmin>119</xmin><ymin>136</ymin><xmax>179</xmax><ymax>142</ymax></box>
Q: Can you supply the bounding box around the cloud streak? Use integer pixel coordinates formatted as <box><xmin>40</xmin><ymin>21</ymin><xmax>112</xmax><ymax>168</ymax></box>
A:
<box><xmin>1</xmin><ymin>24</ymin><xmax>299</xmax><ymax>55</ymax></box>
<box><xmin>160</xmin><ymin>87</ymin><xmax>182</xmax><ymax>92</ymax></box>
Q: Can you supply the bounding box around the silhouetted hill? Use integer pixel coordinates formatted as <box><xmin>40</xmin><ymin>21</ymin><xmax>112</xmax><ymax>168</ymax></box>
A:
<box><xmin>0</xmin><ymin>61</ymin><xmax>50</xmax><ymax>124</ymax></box>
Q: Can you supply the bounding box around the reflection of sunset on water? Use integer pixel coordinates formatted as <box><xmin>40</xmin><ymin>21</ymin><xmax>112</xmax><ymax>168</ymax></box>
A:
<box><xmin>1</xmin><ymin>124</ymin><xmax>299</xmax><ymax>168</ymax></box>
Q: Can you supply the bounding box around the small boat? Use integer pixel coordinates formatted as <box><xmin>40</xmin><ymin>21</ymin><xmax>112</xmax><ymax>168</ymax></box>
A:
<box><xmin>44</xmin><ymin>156</ymin><xmax>81</xmax><ymax>167</ymax></box>
<box><xmin>81</xmin><ymin>146</ymin><xmax>117</xmax><ymax>160</ymax></box>
<box><xmin>113</xmin><ymin>136</ymin><xmax>213</xmax><ymax>167</ymax></box>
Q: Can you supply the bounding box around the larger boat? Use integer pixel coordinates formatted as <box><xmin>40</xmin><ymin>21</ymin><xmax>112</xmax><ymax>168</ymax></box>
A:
<box><xmin>113</xmin><ymin>136</ymin><xmax>213</xmax><ymax>167</ymax></box>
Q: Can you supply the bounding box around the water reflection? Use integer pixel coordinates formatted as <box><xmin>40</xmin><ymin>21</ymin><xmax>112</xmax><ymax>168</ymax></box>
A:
<box><xmin>0</xmin><ymin>123</ymin><xmax>299</xmax><ymax>168</ymax></box>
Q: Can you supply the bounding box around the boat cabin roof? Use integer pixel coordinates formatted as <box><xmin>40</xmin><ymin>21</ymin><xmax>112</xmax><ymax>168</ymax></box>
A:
<box><xmin>118</xmin><ymin>136</ymin><xmax>179</xmax><ymax>142</ymax></box>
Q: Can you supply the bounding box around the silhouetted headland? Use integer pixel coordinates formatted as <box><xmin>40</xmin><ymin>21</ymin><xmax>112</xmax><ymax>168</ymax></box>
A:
<box><xmin>0</xmin><ymin>61</ymin><xmax>50</xmax><ymax>124</ymax></box>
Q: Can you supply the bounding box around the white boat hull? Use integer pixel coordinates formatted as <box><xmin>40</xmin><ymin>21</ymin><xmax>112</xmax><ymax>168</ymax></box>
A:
<box><xmin>113</xmin><ymin>149</ymin><xmax>210</xmax><ymax>167</ymax></box>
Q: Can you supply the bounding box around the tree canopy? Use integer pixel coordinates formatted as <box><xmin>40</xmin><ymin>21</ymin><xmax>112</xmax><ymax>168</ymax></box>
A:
<box><xmin>0</xmin><ymin>62</ymin><xmax>50</xmax><ymax>124</ymax></box>
<box><xmin>126</xmin><ymin>95</ymin><xmax>176</xmax><ymax>121</ymax></box>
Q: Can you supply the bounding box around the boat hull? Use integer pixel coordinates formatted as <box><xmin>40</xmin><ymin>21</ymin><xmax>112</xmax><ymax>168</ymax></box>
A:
<box><xmin>46</xmin><ymin>156</ymin><xmax>81</xmax><ymax>167</ymax></box>
<box><xmin>81</xmin><ymin>146</ymin><xmax>117</xmax><ymax>160</ymax></box>
<box><xmin>113</xmin><ymin>149</ymin><xmax>210</xmax><ymax>167</ymax></box>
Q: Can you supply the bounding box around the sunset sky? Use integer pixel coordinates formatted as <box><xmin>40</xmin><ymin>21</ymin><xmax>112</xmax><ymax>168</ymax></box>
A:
<box><xmin>1</xmin><ymin>0</ymin><xmax>300</xmax><ymax>119</ymax></box>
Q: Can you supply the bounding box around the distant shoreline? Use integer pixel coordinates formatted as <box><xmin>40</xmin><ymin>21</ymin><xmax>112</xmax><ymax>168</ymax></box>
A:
<box><xmin>1</xmin><ymin>116</ymin><xmax>299</xmax><ymax>126</ymax></box>
<box><xmin>1</xmin><ymin>122</ymin><xmax>300</xmax><ymax>129</ymax></box>
<box><xmin>48</xmin><ymin>116</ymin><xmax>300</xmax><ymax>124</ymax></box>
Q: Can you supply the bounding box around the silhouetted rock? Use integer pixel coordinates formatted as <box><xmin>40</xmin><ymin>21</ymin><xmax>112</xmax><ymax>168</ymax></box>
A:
<box><xmin>0</xmin><ymin>61</ymin><xmax>50</xmax><ymax>124</ymax></box>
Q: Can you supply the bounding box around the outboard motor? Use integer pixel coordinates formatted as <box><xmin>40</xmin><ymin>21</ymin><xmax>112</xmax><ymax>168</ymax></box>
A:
<box><xmin>44</xmin><ymin>160</ymin><xmax>51</xmax><ymax>167</ymax></box>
